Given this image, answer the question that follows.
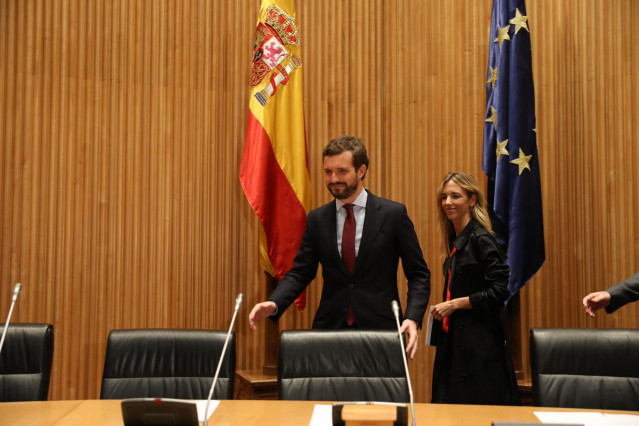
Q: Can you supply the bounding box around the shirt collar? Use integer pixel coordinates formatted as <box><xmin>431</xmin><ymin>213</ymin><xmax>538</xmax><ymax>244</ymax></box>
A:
<box><xmin>451</xmin><ymin>218</ymin><xmax>479</xmax><ymax>252</ymax></box>
<box><xmin>335</xmin><ymin>188</ymin><xmax>368</xmax><ymax>211</ymax></box>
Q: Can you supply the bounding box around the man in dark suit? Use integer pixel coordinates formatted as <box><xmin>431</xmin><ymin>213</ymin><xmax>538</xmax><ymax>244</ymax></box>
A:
<box><xmin>583</xmin><ymin>270</ymin><xmax>639</xmax><ymax>316</ymax></box>
<box><xmin>249</xmin><ymin>136</ymin><xmax>430</xmax><ymax>359</ymax></box>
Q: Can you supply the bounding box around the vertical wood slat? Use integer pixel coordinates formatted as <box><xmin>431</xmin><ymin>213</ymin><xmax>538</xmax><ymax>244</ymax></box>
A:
<box><xmin>0</xmin><ymin>0</ymin><xmax>637</xmax><ymax>402</ymax></box>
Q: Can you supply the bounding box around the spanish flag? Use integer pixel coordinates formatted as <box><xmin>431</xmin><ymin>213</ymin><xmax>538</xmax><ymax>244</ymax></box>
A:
<box><xmin>240</xmin><ymin>0</ymin><xmax>311</xmax><ymax>311</ymax></box>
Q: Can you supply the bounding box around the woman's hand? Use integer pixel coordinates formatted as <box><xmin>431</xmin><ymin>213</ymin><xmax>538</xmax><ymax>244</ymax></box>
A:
<box><xmin>431</xmin><ymin>300</ymin><xmax>457</xmax><ymax>321</ymax></box>
<box><xmin>431</xmin><ymin>297</ymin><xmax>471</xmax><ymax>321</ymax></box>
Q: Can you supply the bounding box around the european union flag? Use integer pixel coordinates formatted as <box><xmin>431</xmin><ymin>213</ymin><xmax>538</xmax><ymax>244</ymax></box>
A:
<box><xmin>483</xmin><ymin>0</ymin><xmax>545</xmax><ymax>298</ymax></box>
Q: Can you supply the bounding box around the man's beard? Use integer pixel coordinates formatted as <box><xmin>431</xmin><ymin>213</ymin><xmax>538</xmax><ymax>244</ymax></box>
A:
<box><xmin>327</xmin><ymin>180</ymin><xmax>359</xmax><ymax>200</ymax></box>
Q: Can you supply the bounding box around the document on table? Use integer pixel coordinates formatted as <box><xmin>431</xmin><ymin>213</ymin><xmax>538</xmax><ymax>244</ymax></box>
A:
<box><xmin>534</xmin><ymin>411</ymin><xmax>639</xmax><ymax>426</ymax></box>
<box><xmin>195</xmin><ymin>400</ymin><xmax>220</xmax><ymax>422</ymax></box>
<box><xmin>309</xmin><ymin>404</ymin><xmax>333</xmax><ymax>426</ymax></box>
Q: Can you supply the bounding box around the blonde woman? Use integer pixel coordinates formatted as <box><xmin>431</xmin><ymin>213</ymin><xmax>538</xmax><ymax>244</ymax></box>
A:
<box><xmin>431</xmin><ymin>172</ymin><xmax>519</xmax><ymax>405</ymax></box>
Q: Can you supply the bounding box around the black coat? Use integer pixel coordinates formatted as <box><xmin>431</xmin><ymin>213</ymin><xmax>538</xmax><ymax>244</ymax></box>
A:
<box><xmin>268</xmin><ymin>191</ymin><xmax>431</xmax><ymax>329</ymax></box>
<box><xmin>431</xmin><ymin>219</ymin><xmax>519</xmax><ymax>405</ymax></box>
<box><xmin>605</xmin><ymin>270</ymin><xmax>639</xmax><ymax>313</ymax></box>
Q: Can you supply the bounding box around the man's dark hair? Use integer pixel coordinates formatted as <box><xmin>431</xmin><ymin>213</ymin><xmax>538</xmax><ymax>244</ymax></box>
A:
<box><xmin>322</xmin><ymin>135</ymin><xmax>369</xmax><ymax>179</ymax></box>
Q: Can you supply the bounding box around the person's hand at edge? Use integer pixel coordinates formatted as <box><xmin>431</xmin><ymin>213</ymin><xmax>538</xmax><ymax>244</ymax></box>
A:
<box><xmin>582</xmin><ymin>291</ymin><xmax>611</xmax><ymax>317</ymax></box>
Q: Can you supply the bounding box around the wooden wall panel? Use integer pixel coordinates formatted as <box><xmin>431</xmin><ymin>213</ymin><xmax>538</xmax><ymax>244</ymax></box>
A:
<box><xmin>0</xmin><ymin>0</ymin><xmax>637</xmax><ymax>403</ymax></box>
<box><xmin>517</xmin><ymin>0</ymin><xmax>639</xmax><ymax>376</ymax></box>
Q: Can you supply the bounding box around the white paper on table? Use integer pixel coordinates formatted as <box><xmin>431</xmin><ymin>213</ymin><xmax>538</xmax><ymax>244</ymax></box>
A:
<box><xmin>195</xmin><ymin>400</ymin><xmax>220</xmax><ymax>422</ymax></box>
<box><xmin>603</xmin><ymin>413</ymin><xmax>639</xmax><ymax>425</ymax></box>
<box><xmin>308</xmin><ymin>404</ymin><xmax>333</xmax><ymax>426</ymax></box>
<box><xmin>534</xmin><ymin>411</ymin><xmax>609</xmax><ymax>426</ymax></box>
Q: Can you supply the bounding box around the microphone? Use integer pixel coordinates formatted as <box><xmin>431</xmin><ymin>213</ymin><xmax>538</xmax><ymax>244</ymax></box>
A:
<box><xmin>391</xmin><ymin>300</ymin><xmax>416</xmax><ymax>426</ymax></box>
<box><xmin>12</xmin><ymin>283</ymin><xmax>22</xmax><ymax>302</ymax></box>
<box><xmin>204</xmin><ymin>293</ymin><xmax>243</xmax><ymax>426</ymax></box>
<box><xmin>0</xmin><ymin>283</ymin><xmax>23</xmax><ymax>358</ymax></box>
<box><xmin>234</xmin><ymin>293</ymin><xmax>243</xmax><ymax>311</ymax></box>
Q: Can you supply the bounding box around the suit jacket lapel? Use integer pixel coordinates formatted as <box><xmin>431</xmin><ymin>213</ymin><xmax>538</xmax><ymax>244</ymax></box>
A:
<box><xmin>354</xmin><ymin>191</ymin><xmax>382</xmax><ymax>274</ymax></box>
<box><xmin>321</xmin><ymin>200</ymin><xmax>347</xmax><ymax>274</ymax></box>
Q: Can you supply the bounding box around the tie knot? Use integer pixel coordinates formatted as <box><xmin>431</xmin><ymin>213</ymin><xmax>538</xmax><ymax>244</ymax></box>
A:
<box><xmin>344</xmin><ymin>204</ymin><xmax>354</xmax><ymax>215</ymax></box>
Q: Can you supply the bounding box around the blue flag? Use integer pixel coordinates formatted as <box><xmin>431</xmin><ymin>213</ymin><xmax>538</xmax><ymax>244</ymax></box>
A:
<box><xmin>483</xmin><ymin>0</ymin><xmax>545</xmax><ymax>298</ymax></box>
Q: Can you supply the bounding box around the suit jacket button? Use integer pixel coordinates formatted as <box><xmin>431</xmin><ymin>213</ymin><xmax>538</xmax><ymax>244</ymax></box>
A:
<box><xmin>348</xmin><ymin>283</ymin><xmax>354</xmax><ymax>289</ymax></box>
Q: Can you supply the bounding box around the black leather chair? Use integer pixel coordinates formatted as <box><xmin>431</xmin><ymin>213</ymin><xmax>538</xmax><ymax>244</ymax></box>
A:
<box><xmin>530</xmin><ymin>327</ymin><xmax>639</xmax><ymax>410</ymax></box>
<box><xmin>100</xmin><ymin>329</ymin><xmax>235</xmax><ymax>399</ymax></box>
<box><xmin>0</xmin><ymin>323</ymin><xmax>54</xmax><ymax>402</ymax></box>
<box><xmin>278</xmin><ymin>330</ymin><xmax>409</xmax><ymax>402</ymax></box>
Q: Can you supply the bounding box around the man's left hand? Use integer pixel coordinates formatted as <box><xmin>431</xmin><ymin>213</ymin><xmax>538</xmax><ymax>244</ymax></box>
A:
<box><xmin>399</xmin><ymin>318</ymin><xmax>418</xmax><ymax>360</ymax></box>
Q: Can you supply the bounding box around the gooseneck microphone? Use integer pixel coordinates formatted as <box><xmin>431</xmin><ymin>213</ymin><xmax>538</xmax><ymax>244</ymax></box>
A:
<box><xmin>204</xmin><ymin>293</ymin><xmax>243</xmax><ymax>426</ymax></box>
<box><xmin>391</xmin><ymin>300</ymin><xmax>416</xmax><ymax>426</ymax></box>
<box><xmin>0</xmin><ymin>283</ymin><xmax>22</xmax><ymax>358</ymax></box>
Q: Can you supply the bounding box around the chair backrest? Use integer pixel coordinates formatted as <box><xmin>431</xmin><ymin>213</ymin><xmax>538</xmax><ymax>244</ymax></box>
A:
<box><xmin>278</xmin><ymin>330</ymin><xmax>409</xmax><ymax>402</ymax></box>
<box><xmin>530</xmin><ymin>327</ymin><xmax>639</xmax><ymax>410</ymax></box>
<box><xmin>100</xmin><ymin>329</ymin><xmax>235</xmax><ymax>400</ymax></box>
<box><xmin>0</xmin><ymin>323</ymin><xmax>54</xmax><ymax>402</ymax></box>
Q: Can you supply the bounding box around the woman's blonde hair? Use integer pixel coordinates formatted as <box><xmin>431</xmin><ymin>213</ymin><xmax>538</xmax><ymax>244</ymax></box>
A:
<box><xmin>436</xmin><ymin>172</ymin><xmax>493</xmax><ymax>256</ymax></box>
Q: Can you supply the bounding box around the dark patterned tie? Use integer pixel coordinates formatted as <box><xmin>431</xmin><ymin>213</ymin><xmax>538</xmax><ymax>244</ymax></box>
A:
<box><xmin>342</xmin><ymin>204</ymin><xmax>356</xmax><ymax>273</ymax></box>
<box><xmin>342</xmin><ymin>204</ymin><xmax>356</xmax><ymax>325</ymax></box>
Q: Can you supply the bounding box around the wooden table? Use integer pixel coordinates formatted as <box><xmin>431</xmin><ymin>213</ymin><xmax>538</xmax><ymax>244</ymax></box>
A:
<box><xmin>1</xmin><ymin>399</ymin><xmax>636</xmax><ymax>425</ymax></box>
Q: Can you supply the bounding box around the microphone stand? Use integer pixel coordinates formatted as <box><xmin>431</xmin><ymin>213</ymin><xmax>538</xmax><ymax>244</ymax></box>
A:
<box><xmin>0</xmin><ymin>283</ymin><xmax>22</xmax><ymax>357</ymax></box>
<box><xmin>391</xmin><ymin>300</ymin><xmax>416</xmax><ymax>426</ymax></box>
<box><xmin>204</xmin><ymin>293</ymin><xmax>242</xmax><ymax>426</ymax></box>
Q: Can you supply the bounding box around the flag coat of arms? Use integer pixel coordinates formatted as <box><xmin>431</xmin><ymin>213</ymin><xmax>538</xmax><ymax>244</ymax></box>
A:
<box><xmin>483</xmin><ymin>0</ymin><xmax>545</xmax><ymax>297</ymax></box>
<box><xmin>240</xmin><ymin>0</ymin><xmax>311</xmax><ymax>310</ymax></box>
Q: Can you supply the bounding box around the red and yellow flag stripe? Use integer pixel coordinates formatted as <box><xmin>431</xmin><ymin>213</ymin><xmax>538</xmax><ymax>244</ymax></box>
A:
<box><xmin>240</xmin><ymin>0</ymin><xmax>311</xmax><ymax>310</ymax></box>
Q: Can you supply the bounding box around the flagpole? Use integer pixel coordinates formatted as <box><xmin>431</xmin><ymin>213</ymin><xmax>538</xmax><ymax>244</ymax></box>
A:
<box><xmin>506</xmin><ymin>292</ymin><xmax>522</xmax><ymax>378</ymax></box>
<box><xmin>263</xmin><ymin>272</ymin><xmax>279</xmax><ymax>376</ymax></box>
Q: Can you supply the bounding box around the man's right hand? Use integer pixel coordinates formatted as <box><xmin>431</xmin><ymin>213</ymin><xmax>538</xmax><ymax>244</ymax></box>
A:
<box><xmin>249</xmin><ymin>301</ymin><xmax>277</xmax><ymax>330</ymax></box>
